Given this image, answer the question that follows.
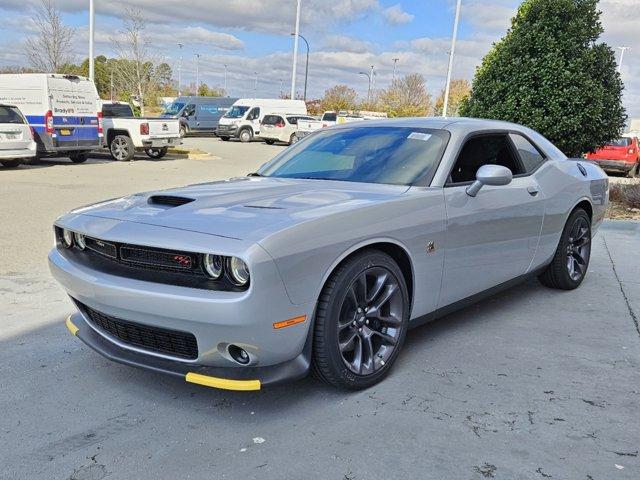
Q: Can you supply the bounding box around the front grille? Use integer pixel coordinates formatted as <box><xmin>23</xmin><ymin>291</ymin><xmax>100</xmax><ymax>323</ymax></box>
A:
<box><xmin>79</xmin><ymin>302</ymin><xmax>198</xmax><ymax>360</ymax></box>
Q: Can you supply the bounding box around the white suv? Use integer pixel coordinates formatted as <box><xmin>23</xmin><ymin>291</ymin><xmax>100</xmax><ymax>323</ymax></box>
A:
<box><xmin>0</xmin><ymin>104</ymin><xmax>36</xmax><ymax>168</ymax></box>
<box><xmin>261</xmin><ymin>114</ymin><xmax>317</xmax><ymax>145</ymax></box>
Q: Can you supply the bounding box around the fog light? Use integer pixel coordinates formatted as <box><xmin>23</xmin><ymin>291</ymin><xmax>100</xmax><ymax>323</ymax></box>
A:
<box><xmin>74</xmin><ymin>232</ymin><xmax>86</xmax><ymax>250</ymax></box>
<box><xmin>228</xmin><ymin>344</ymin><xmax>250</xmax><ymax>365</ymax></box>
<box><xmin>228</xmin><ymin>257</ymin><xmax>250</xmax><ymax>286</ymax></box>
<box><xmin>62</xmin><ymin>229</ymin><xmax>74</xmax><ymax>248</ymax></box>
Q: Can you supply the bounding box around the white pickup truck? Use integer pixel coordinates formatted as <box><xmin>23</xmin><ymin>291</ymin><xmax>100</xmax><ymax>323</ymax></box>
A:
<box><xmin>100</xmin><ymin>102</ymin><xmax>181</xmax><ymax>161</ymax></box>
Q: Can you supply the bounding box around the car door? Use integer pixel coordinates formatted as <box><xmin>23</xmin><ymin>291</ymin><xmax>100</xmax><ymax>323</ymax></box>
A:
<box><xmin>48</xmin><ymin>77</ymin><xmax>78</xmax><ymax>149</ymax></box>
<box><xmin>195</xmin><ymin>103</ymin><xmax>218</xmax><ymax>132</ymax></box>
<box><xmin>247</xmin><ymin>107</ymin><xmax>261</xmax><ymax>135</ymax></box>
<box><xmin>439</xmin><ymin>132</ymin><xmax>545</xmax><ymax>307</ymax></box>
<box><xmin>182</xmin><ymin>104</ymin><xmax>196</xmax><ymax>131</ymax></box>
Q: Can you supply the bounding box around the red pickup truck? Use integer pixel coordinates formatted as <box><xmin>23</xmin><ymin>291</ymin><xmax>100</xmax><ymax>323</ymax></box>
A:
<box><xmin>586</xmin><ymin>136</ymin><xmax>640</xmax><ymax>177</ymax></box>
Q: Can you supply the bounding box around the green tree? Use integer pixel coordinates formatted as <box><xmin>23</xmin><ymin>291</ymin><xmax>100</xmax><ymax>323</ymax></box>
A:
<box><xmin>378</xmin><ymin>73</ymin><xmax>431</xmax><ymax>117</ymax></box>
<box><xmin>460</xmin><ymin>0</ymin><xmax>626</xmax><ymax>156</ymax></box>
<box><xmin>197</xmin><ymin>83</ymin><xmax>224</xmax><ymax>97</ymax></box>
<box><xmin>320</xmin><ymin>85</ymin><xmax>357</xmax><ymax>112</ymax></box>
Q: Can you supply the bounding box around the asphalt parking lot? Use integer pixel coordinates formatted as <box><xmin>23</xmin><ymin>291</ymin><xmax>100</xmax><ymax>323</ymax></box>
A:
<box><xmin>1</xmin><ymin>138</ymin><xmax>639</xmax><ymax>479</ymax></box>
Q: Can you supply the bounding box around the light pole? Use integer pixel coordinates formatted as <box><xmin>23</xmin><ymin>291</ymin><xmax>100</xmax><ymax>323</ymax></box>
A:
<box><xmin>290</xmin><ymin>0</ymin><xmax>301</xmax><ymax>99</ymax></box>
<box><xmin>392</xmin><ymin>58</ymin><xmax>399</xmax><ymax>82</ymax></box>
<box><xmin>443</xmin><ymin>0</ymin><xmax>462</xmax><ymax>117</ymax></box>
<box><xmin>291</xmin><ymin>32</ymin><xmax>309</xmax><ymax>100</ymax></box>
<box><xmin>177</xmin><ymin>43</ymin><xmax>183</xmax><ymax>95</ymax></box>
<box><xmin>88</xmin><ymin>0</ymin><xmax>94</xmax><ymax>82</ymax></box>
<box><xmin>223</xmin><ymin>63</ymin><xmax>228</xmax><ymax>93</ymax></box>
<box><xmin>195</xmin><ymin>53</ymin><xmax>200</xmax><ymax>95</ymax></box>
<box><xmin>359</xmin><ymin>71</ymin><xmax>372</xmax><ymax>104</ymax></box>
<box><xmin>617</xmin><ymin>46</ymin><xmax>630</xmax><ymax>74</ymax></box>
<box><xmin>254</xmin><ymin>72</ymin><xmax>259</xmax><ymax>97</ymax></box>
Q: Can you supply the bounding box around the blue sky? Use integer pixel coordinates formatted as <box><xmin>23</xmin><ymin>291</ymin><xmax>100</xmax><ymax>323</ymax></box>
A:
<box><xmin>0</xmin><ymin>0</ymin><xmax>637</xmax><ymax>117</ymax></box>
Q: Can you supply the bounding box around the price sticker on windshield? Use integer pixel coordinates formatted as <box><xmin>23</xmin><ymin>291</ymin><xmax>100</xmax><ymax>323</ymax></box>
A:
<box><xmin>407</xmin><ymin>132</ymin><xmax>432</xmax><ymax>141</ymax></box>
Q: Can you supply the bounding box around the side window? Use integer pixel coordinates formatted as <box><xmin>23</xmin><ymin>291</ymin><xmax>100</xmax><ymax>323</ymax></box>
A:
<box><xmin>449</xmin><ymin>134</ymin><xmax>524</xmax><ymax>184</ymax></box>
<box><xmin>286</xmin><ymin>116</ymin><xmax>298</xmax><ymax>125</ymax></box>
<box><xmin>183</xmin><ymin>104</ymin><xmax>195</xmax><ymax>117</ymax></box>
<box><xmin>248</xmin><ymin>107</ymin><xmax>260</xmax><ymax>120</ymax></box>
<box><xmin>509</xmin><ymin>133</ymin><xmax>546</xmax><ymax>173</ymax></box>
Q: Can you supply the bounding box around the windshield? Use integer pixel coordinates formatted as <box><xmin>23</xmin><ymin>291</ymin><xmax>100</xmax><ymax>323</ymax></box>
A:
<box><xmin>224</xmin><ymin>105</ymin><xmax>250</xmax><ymax>119</ymax></box>
<box><xmin>606</xmin><ymin>137</ymin><xmax>632</xmax><ymax>147</ymax></box>
<box><xmin>163</xmin><ymin>102</ymin><xmax>185</xmax><ymax>116</ymax></box>
<box><xmin>0</xmin><ymin>105</ymin><xmax>25</xmax><ymax>124</ymax></box>
<box><xmin>259</xmin><ymin>126</ymin><xmax>450</xmax><ymax>186</ymax></box>
<box><xmin>102</xmin><ymin>103</ymin><xmax>134</xmax><ymax>118</ymax></box>
<box><xmin>322</xmin><ymin>112</ymin><xmax>337</xmax><ymax>122</ymax></box>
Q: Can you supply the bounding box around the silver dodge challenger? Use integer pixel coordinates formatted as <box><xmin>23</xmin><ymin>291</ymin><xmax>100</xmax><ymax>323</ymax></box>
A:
<box><xmin>50</xmin><ymin>118</ymin><xmax>608</xmax><ymax>391</ymax></box>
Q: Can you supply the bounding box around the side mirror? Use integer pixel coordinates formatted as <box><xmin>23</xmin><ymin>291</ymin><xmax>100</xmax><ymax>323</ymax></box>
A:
<box><xmin>466</xmin><ymin>164</ymin><xmax>513</xmax><ymax>197</ymax></box>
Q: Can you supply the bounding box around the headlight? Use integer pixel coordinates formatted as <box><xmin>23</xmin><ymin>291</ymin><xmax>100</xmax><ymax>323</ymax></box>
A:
<box><xmin>74</xmin><ymin>232</ymin><xmax>86</xmax><ymax>250</ymax></box>
<box><xmin>228</xmin><ymin>257</ymin><xmax>250</xmax><ymax>286</ymax></box>
<box><xmin>203</xmin><ymin>254</ymin><xmax>223</xmax><ymax>279</ymax></box>
<box><xmin>61</xmin><ymin>229</ymin><xmax>74</xmax><ymax>248</ymax></box>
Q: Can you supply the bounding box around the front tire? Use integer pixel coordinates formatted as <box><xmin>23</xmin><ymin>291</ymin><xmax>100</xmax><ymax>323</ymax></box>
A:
<box><xmin>220</xmin><ymin>136</ymin><xmax>230</xmax><ymax>141</ymax></box>
<box><xmin>109</xmin><ymin>135</ymin><xmax>135</xmax><ymax>161</ymax></box>
<box><xmin>179</xmin><ymin>125</ymin><xmax>188</xmax><ymax>138</ymax></box>
<box><xmin>239</xmin><ymin>128</ymin><xmax>253</xmax><ymax>143</ymax></box>
<box><xmin>312</xmin><ymin>250</ymin><xmax>409</xmax><ymax>390</ymax></box>
<box><xmin>538</xmin><ymin>208</ymin><xmax>591</xmax><ymax>290</ymax></box>
<box><xmin>145</xmin><ymin>147</ymin><xmax>168</xmax><ymax>159</ymax></box>
<box><xmin>1</xmin><ymin>159</ymin><xmax>22</xmax><ymax>168</ymax></box>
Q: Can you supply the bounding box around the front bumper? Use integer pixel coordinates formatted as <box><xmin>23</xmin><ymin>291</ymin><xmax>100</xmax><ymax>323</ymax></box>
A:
<box><xmin>49</xmin><ymin>215</ymin><xmax>314</xmax><ymax>389</ymax></box>
<box><xmin>65</xmin><ymin>313</ymin><xmax>311</xmax><ymax>390</ymax></box>
<box><xmin>591</xmin><ymin>158</ymin><xmax>636</xmax><ymax>173</ymax></box>
<box><xmin>216</xmin><ymin>124</ymin><xmax>238</xmax><ymax>137</ymax></box>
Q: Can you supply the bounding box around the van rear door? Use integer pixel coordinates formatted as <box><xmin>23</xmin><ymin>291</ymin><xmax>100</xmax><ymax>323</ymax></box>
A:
<box><xmin>48</xmin><ymin>76</ymin><xmax>79</xmax><ymax>149</ymax></box>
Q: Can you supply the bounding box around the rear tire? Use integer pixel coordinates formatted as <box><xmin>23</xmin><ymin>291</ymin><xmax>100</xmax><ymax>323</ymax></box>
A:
<box><xmin>179</xmin><ymin>125</ymin><xmax>188</xmax><ymax>138</ymax></box>
<box><xmin>69</xmin><ymin>153</ymin><xmax>88</xmax><ymax>163</ymax></box>
<box><xmin>312</xmin><ymin>250</ymin><xmax>410</xmax><ymax>390</ymax></box>
<box><xmin>145</xmin><ymin>147</ymin><xmax>168</xmax><ymax>159</ymax></box>
<box><xmin>1</xmin><ymin>159</ymin><xmax>22</xmax><ymax>168</ymax></box>
<box><xmin>538</xmin><ymin>208</ymin><xmax>591</xmax><ymax>290</ymax></box>
<box><xmin>629</xmin><ymin>163</ymin><xmax>640</xmax><ymax>178</ymax></box>
<box><xmin>239</xmin><ymin>128</ymin><xmax>253</xmax><ymax>143</ymax></box>
<box><xmin>109</xmin><ymin>135</ymin><xmax>135</xmax><ymax>161</ymax></box>
<box><xmin>220</xmin><ymin>136</ymin><xmax>230</xmax><ymax>141</ymax></box>
<box><xmin>289</xmin><ymin>133</ymin><xmax>298</xmax><ymax>145</ymax></box>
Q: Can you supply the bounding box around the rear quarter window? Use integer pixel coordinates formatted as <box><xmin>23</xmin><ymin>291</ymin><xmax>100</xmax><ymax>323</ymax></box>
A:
<box><xmin>0</xmin><ymin>106</ymin><xmax>25</xmax><ymax>124</ymax></box>
<box><xmin>262</xmin><ymin>115</ymin><xmax>283</xmax><ymax>125</ymax></box>
<box><xmin>509</xmin><ymin>133</ymin><xmax>546</xmax><ymax>173</ymax></box>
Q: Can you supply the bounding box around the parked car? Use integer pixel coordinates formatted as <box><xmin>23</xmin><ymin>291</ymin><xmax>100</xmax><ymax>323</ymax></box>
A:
<box><xmin>261</xmin><ymin>113</ymin><xmax>316</xmax><ymax>145</ymax></box>
<box><xmin>295</xmin><ymin>110</ymin><xmax>388</xmax><ymax>141</ymax></box>
<box><xmin>0</xmin><ymin>74</ymin><xmax>101</xmax><ymax>163</ymax></box>
<box><xmin>216</xmin><ymin>99</ymin><xmax>307</xmax><ymax>142</ymax></box>
<box><xmin>100</xmin><ymin>102</ymin><xmax>181</xmax><ymax>161</ymax></box>
<box><xmin>0</xmin><ymin>104</ymin><xmax>36</xmax><ymax>167</ymax></box>
<box><xmin>161</xmin><ymin>96</ymin><xmax>238</xmax><ymax>137</ymax></box>
<box><xmin>51</xmin><ymin>117</ymin><xmax>608</xmax><ymax>391</ymax></box>
<box><xmin>585</xmin><ymin>136</ymin><xmax>640</xmax><ymax>177</ymax></box>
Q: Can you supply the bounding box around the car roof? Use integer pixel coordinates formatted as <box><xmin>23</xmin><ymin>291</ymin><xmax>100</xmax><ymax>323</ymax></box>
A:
<box><xmin>0</xmin><ymin>103</ymin><xmax>18</xmax><ymax>108</ymax></box>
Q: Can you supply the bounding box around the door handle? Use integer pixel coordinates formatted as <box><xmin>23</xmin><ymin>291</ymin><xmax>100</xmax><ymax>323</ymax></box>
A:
<box><xmin>527</xmin><ymin>186</ymin><xmax>539</xmax><ymax>196</ymax></box>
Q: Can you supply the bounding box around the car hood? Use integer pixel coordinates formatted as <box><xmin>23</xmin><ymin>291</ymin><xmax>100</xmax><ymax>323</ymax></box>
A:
<box><xmin>72</xmin><ymin>177</ymin><xmax>409</xmax><ymax>241</ymax></box>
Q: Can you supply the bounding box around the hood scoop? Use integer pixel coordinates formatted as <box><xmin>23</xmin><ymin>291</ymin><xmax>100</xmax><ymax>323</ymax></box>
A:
<box><xmin>243</xmin><ymin>204</ymin><xmax>284</xmax><ymax>210</ymax></box>
<box><xmin>148</xmin><ymin>195</ymin><xmax>195</xmax><ymax>208</ymax></box>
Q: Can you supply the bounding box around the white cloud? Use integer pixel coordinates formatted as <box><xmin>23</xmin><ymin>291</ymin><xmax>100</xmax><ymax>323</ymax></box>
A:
<box><xmin>382</xmin><ymin>4</ymin><xmax>414</xmax><ymax>25</ymax></box>
<box><xmin>323</xmin><ymin>35</ymin><xmax>373</xmax><ymax>54</ymax></box>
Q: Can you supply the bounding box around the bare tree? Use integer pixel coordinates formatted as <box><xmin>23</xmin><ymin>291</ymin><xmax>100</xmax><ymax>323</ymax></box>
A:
<box><xmin>25</xmin><ymin>0</ymin><xmax>75</xmax><ymax>72</ymax></box>
<box><xmin>112</xmin><ymin>8</ymin><xmax>157</xmax><ymax>116</ymax></box>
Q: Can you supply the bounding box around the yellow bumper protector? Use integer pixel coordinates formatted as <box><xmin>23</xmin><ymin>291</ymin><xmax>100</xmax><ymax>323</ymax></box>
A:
<box><xmin>185</xmin><ymin>372</ymin><xmax>261</xmax><ymax>391</ymax></box>
<box><xmin>65</xmin><ymin>315</ymin><xmax>79</xmax><ymax>336</ymax></box>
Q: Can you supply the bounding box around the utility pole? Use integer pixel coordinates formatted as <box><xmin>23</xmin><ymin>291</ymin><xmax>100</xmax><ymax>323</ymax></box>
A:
<box><xmin>443</xmin><ymin>0</ymin><xmax>462</xmax><ymax>117</ymax></box>
<box><xmin>254</xmin><ymin>72</ymin><xmax>259</xmax><ymax>97</ymax></box>
<box><xmin>89</xmin><ymin>0</ymin><xmax>95</xmax><ymax>82</ymax></box>
<box><xmin>617</xmin><ymin>46</ymin><xmax>630</xmax><ymax>74</ymax></box>
<box><xmin>110</xmin><ymin>70</ymin><xmax>114</xmax><ymax>101</ymax></box>
<box><xmin>359</xmin><ymin>71</ymin><xmax>372</xmax><ymax>104</ymax></box>
<box><xmin>290</xmin><ymin>0</ymin><xmax>301</xmax><ymax>99</ymax></box>
<box><xmin>370</xmin><ymin>65</ymin><xmax>375</xmax><ymax>91</ymax></box>
<box><xmin>291</xmin><ymin>33</ymin><xmax>309</xmax><ymax>100</ymax></box>
<box><xmin>392</xmin><ymin>58</ymin><xmax>399</xmax><ymax>82</ymax></box>
<box><xmin>177</xmin><ymin>43</ymin><xmax>183</xmax><ymax>95</ymax></box>
<box><xmin>195</xmin><ymin>53</ymin><xmax>200</xmax><ymax>95</ymax></box>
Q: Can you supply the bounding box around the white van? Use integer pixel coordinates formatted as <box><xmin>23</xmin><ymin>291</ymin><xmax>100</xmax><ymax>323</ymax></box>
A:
<box><xmin>0</xmin><ymin>74</ymin><xmax>102</xmax><ymax>163</ymax></box>
<box><xmin>216</xmin><ymin>98</ymin><xmax>307</xmax><ymax>143</ymax></box>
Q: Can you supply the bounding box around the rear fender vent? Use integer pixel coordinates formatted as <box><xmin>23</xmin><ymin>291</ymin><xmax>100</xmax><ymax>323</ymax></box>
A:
<box><xmin>148</xmin><ymin>195</ymin><xmax>195</xmax><ymax>207</ymax></box>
